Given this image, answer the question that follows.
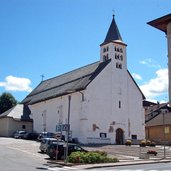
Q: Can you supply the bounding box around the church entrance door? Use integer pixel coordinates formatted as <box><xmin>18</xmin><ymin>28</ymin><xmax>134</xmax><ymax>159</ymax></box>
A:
<box><xmin>116</xmin><ymin>128</ymin><xmax>124</xmax><ymax>145</ymax></box>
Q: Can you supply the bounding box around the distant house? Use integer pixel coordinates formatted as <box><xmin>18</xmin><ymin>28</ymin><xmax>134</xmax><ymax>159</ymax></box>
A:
<box><xmin>145</xmin><ymin>101</ymin><xmax>171</xmax><ymax>144</ymax></box>
<box><xmin>22</xmin><ymin>16</ymin><xmax>145</xmax><ymax>144</ymax></box>
<box><xmin>0</xmin><ymin>104</ymin><xmax>33</xmax><ymax>137</ymax></box>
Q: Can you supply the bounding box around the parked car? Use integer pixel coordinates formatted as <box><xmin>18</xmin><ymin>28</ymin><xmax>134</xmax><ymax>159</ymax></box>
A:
<box><xmin>39</xmin><ymin>138</ymin><xmax>64</xmax><ymax>153</ymax></box>
<box><xmin>37</xmin><ymin>132</ymin><xmax>55</xmax><ymax>142</ymax></box>
<box><xmin>13</xmin><ymin>130</ymin><xmax>27</xmax><ymax>139</ymax></box>
<box><xmin>23</xmin><ymin>132</ymin><xmax>39</xmax><ymax>140</ymax></box>
<box><xmin>46</xmin><ymin>142</ymin><xmax>87</xmax><ymax>159</ymax></box>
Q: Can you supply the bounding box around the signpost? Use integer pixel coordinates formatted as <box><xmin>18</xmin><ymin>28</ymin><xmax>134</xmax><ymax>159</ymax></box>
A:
<box><xmin>56</xmin><ymin>124</ymin><xmax>70</xmax><ymax>132</ymax></box>
<box><xmin>56</xmin><ymin>125</ymin><xmax>62</xmax><ymax>132</ymax></box>
<box><xmin>56</xmin><ymin>123</ymin><xmax>71</xmax><ymax>163</ymax></box>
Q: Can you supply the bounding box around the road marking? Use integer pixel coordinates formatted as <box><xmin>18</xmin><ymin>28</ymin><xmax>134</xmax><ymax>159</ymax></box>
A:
<box><xmin>48</xmin><ymin>166</ymin><xmax>79</xmax><ymax>170</ymax></box>
<box><xmin>7</xmin><ymin>146</ymin><xmax>44</xmax><ymax>159</ymax></box>
<box><xmin>47</xmin><ymin>168</ymin><xmax>171</xmax><ymax>171</ymax></box>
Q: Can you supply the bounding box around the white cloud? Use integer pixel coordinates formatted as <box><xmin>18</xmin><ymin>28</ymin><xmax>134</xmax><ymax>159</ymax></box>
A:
<box><xmin>140</xmin><ymin>58</ymin><xmax>161</xmax><ymax>68</ymax></box>
<box><xmin>140</xmin><ymin>68</ymin><xmax>168</xmax><ymax>101</ymax></box>
<box><xmin>132</xmin><ymin>73</ymin><xmax>142</xmax><ymax>80</ymax></box>
<box><xmin>0</xmin><ymin>75</ymin><xmax>32</xmax><ymax>92</ymax></box>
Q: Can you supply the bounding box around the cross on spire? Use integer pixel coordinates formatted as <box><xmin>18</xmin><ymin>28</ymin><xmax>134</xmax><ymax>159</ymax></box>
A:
<box><xmin>112</xmin><ymin>9</ymin><xmax>115</xmax><ymax>17</ymax></box>
<box><xmin>41</xmin><ymin>74</ymin><xmax>45</xmax><ymax>82</ymax></box>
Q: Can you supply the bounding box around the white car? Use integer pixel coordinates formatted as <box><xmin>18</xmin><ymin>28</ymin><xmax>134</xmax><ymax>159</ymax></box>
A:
<box><xmin>39</xmin><ymin>138</ymin><xmax>63</xmax><ymax>153</ymax></box>
<box><xmin>13</xmin><ymin>130</ymin><xmax>27</xmax><ymax>139</ymax></box>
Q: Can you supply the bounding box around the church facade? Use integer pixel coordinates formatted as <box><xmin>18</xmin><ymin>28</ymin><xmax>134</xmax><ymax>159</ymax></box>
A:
<box><xmin>22</xmin><ymin>16</ymin><xmax>145</xmax><ymax>144</ymax></box>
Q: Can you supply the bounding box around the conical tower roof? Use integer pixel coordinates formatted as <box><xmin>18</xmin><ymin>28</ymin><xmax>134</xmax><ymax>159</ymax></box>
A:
<box><xmin>102</xmin><ymin>15</ymin><xmax>122</xmax><ymax>45</ymax></box>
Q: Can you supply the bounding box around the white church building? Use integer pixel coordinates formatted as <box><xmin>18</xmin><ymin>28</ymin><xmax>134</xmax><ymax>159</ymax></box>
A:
<box><xmin>22</xmin><ymin>16</ymin><xmax>145</xmax><ymax>144</ymax></box>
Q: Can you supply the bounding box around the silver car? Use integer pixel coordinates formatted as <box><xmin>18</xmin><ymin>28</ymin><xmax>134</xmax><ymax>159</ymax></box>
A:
<box><xmin>39</xmin><ymin>138</ymin><xmax>61</xmax><ymax>153</ymax></box>
<box><xmin>13</xmin><ymin>130</ymin><xmax>27</xmax><ymax>139</ymax></box>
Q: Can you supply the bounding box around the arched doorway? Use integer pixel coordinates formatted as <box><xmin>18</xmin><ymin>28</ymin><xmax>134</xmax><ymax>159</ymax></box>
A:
<box><xmin>116</xmin><ymin>128</ymin><xmax>124</xmax><ymax>145</ymax></box>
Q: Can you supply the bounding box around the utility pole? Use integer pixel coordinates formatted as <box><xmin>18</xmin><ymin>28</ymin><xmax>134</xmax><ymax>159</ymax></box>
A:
<box><xmin>65</xmin><ymin>95</ymin><xmax>71</xmax><ymax>164</ymax></box>
<box><xmin>161</xmin><ymin>109</ymin><xmax>168</xmax><ymax>159</ymax></box>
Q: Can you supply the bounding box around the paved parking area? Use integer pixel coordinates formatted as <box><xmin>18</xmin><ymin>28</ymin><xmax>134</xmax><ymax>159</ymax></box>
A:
<box><xmin>85</xmin><ymin>144</ymin><xmax>171</xmax><ymax>160</ymax></box>
<box><xmin>0</xmin><ymin>137</ymin><xmax>45</xmax><ymax>160</ymax></box>
<box><xmin>1</xmin><ymin>137</ymin><xmax>171</xmax><ymax>161</ymax></box>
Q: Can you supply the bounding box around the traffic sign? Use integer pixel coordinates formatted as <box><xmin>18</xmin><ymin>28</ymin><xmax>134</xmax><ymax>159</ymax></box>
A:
<box><xmin>56</xmin><ymin>124</ymin><xmax>70</xmax><ymax>132</ymax></box>
<box><xmin>62</xmin><ymin>124</ymin><xmax>70</xmax><ymax>131</ymax></box>
<box><xmin>56</xmin><ymin>124</ymin><xmax>62</xmax><ymax>132</ymax></box>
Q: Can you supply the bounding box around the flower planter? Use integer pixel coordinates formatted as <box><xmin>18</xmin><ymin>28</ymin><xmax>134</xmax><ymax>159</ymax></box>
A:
<box><xmin>139</xmin><ymin>140</ymin><xmax>146</xmax><ymax>147</ymax></box>
<box><xmin>125</xmin><ymin>140</ymin><xmax>132</xmax><ymax>146</ymax></box>
<box><xmin>140</xmin><ymin>144</ymin><xmax>146</xmax><ymax>147</ymax></box>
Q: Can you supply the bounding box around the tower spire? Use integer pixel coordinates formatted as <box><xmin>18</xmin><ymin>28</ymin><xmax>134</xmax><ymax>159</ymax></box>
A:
<box><xmin>102</xmin><ymin>15</ymin><xmax>122</xmax><ymax>45</ymax></box>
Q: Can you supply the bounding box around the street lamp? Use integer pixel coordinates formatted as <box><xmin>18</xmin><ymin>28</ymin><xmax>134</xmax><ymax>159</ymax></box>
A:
<box><xmin>161</xmin><ymin>108</ymin><xmax>168</xmax><ymax>159</ymax></box>
<box><xmin>65</xmin><ymin>95</ymin><xmax>71</xmax><ymax>164</ymax></box>
<box><xmin>65</xmin><ymin>90</ymin><xmax>75</xmax><ymax>164</ymax></box>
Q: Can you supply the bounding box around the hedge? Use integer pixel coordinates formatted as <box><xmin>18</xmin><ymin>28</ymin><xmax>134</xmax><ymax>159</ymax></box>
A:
<box><xmin>68</xmin><ymin>151</ymin><xmax>119</xmax><ymax>164</ymax></box>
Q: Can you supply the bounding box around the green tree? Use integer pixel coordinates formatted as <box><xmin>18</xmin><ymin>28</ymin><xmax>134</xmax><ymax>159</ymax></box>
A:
<box><xmin>0</xmin><ymin>92</ymin><xmax>17</xmax><ymax>114</ymax></box>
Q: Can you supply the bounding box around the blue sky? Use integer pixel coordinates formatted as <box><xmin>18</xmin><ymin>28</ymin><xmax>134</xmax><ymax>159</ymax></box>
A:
<box><xmin>0</xmin><ymin>0</ymin><xmax>170</xmax><ymax>103</ymax></box>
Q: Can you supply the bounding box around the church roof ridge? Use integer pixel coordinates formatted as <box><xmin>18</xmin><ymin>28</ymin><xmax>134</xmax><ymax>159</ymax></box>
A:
<box><xmin>41</xmin><ymin>61</ymin><xmax>100</xmax><ymax>83</ymax></box>
<box><xmin>22</xmin><ymin>60</ymin><xmax>111</xmax><ymax>105</ymax></box>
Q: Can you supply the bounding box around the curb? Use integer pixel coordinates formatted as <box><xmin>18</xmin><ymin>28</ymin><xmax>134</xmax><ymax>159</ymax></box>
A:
<box><xmin>47</xmin><ymin>159</ymin><xmax>171</xmax><ymax>169</ymax></box>
<box><xmin>80</xmin><ymin>160</ymin><xmax>171</xmax><ymax>169</ymax></box>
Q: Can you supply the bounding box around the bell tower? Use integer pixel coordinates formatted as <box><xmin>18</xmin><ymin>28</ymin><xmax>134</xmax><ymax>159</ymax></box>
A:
<box><xmin>100</xmin><ymin>15</ymin><xmax>127</xmax><ymax>71</ymax></box>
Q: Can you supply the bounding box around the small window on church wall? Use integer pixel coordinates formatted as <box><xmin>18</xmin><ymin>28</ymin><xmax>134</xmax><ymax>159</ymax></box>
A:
<box><xmin>119</xmin><ymin>101</ymin><xmax>121</xmax><ymax>108</ymax></box>
<box><xmin>106</xmin><ymin>53</ymin><xmax>109</xmax><ymax>59</ymax></box>
<box><xmin>103</xmin><ymin>55</ymin><xmax>106</xmax><ymax>61</ymax></box>
<box><xmin>120</xmin><ymin>48</ymin><xmax>123</xmax><ymax>53</ymax></box>
<box><xmin>22</xmin><ymin>125</ymin><xmax>26</xmax><ymax>129</ymax></box>
<box><xmin>115</xmin><ymin>47</ymin><xmax>117</xmax><ymax>51</ymax></box>
<box><xmin>116</xmin><ymin>63</ymin><xmax>122</xmax><ymax>69</ymax></box>
<box><xmin>120</xmin><ymin>55</ymin><xmax>123</xmax><ymax>61</ymax></box>
<box><xmin>106</xmin><ymin>46</ymin><xmax>109</xmax><ymax>51</ymax></box>
<box><xmin>115</xmin><ymin>54</ymin><xmax>120</xmax><ymax>60</ymax></box>
<box><xmin>117</xmin><ymin>48</ymin><xmax>120</xmax><ymax>52</ymax></box>
<box><xmin>103</xmin><ymin>54</ymin><xmax>109</xmax><ymax>61</ymax></box>
<box><xmin>100</xmin><ymin>132</ymin><xmax>107</xmax><ymax>138</ymax></box>
<box><xmin>132</xmin><ymin>135</ymin><xmax>137</xmax><ymax>140</ymax></box>
<box><xmin>103</xmin><ymin>48</ymin><xmax>106</xmax><ymax>53</ymax></box>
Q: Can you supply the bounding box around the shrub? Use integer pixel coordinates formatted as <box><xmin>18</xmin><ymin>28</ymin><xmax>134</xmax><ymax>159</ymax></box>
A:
<box><xmin>68</xmin><ymin>151</ymin><xmax>119</xmax><ymax>164</ymax></box>
<box><xmin>145</xmin><ymin>140</ymin><xmax>156</xmax><ymax>147</ymax></box>
<box><xmin>94</xmin><ymin>150</ymin><xmax>107</xmax><ymax>156</ymax></box>
<box><xmin>125</xmin><ymin>139</ymin><xmax>132</xmax><ymax>146</ymax></box>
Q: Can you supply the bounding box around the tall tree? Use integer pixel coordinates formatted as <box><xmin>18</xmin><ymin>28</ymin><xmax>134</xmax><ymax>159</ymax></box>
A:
<box><xmin>0</xmin><ymin>92</ymin><xmax>17</xmax><ymax>114</ymax></box>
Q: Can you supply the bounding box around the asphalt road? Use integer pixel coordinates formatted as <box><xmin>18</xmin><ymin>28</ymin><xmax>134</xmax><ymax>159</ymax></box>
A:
<box><xmin>0</xmin><ymin>138</ymin><xmax>79</xmax><ymax>171</ymax></box>
<box><xmin>0</xmin><ymin>143</ymin><xmax>48</xmax><ymax>171</ymax></box>
<box><xmin>91</xmin><ymin>163</ymin><xmax>171</xmax><ymax>170</ymax></box>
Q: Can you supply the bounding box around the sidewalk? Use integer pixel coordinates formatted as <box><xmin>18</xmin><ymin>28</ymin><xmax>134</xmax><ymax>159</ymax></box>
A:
<box><xmin>47</xmin><ymin>156</ymin><xmax>171</xmax><ymax>169</ymax></box>
<box><xmin>74</xmin><ymin>158</ymin><xmax>171</xmax><ymax>169</ymax></box>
